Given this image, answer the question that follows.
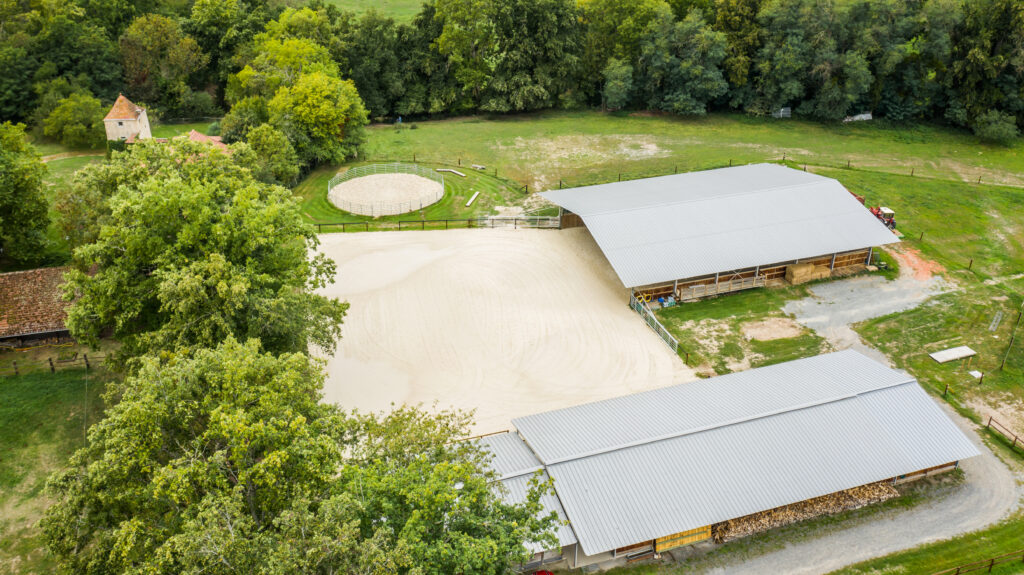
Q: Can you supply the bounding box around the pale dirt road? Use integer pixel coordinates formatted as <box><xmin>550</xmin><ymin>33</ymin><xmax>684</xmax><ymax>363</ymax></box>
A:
<box><xmin>724</xmin><ymin>251</ymin><xmax>1022</xmax><ymax>574</ymax></box>
<box><xmin>315</xmin><ymin>228</ymin><xmax>696</xmax><ymax>434</ymax></box>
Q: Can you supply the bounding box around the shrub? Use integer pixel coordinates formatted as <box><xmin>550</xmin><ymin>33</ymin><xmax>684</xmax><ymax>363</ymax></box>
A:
<box><xmin>42</xmin><ymin>93</ymin><xmax>106</xmax><ymax>148</ymax></box>
<box><xmin>973</xmin><ymin>110</ymin><xmax>1020</xmax><ymax>146</ymax></box>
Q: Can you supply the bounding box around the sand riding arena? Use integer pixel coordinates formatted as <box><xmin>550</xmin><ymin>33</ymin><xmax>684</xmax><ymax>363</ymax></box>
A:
<box><xmin>316</xmin><ymin>228</ymin><xmax>696</xmax><ymax>434</ymax></box>
<box><xmin>327</xmin><ymin>162</ymin><xmax>444</xmax><ymax>216</ymax></box>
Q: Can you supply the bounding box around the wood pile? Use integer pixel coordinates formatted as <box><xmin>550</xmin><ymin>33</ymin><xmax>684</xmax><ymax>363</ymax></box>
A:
<box><xmin>712</xmin><ymin>481</ymin><xmax>899</xmax><ymax>542</ymax></box>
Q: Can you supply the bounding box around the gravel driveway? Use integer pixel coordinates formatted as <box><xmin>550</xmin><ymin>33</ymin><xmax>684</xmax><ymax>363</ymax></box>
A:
<box><xmin>707</xmin><ymin>268</ymin><xmax>1023</xmax><ymax>574</ymax></box>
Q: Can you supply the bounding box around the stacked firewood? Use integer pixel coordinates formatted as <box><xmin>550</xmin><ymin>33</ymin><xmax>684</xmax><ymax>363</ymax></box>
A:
<box><xmin>712</xmin><ymin>481</ymin><xmax>899</xmax><ymax>542</ymax></box>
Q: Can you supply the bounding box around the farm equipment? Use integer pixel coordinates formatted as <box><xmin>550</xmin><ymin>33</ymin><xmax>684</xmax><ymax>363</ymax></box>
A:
<box><xmin>848</xmin><ymin>190</ymin><xmax>897</xmax><ymax>231</ymax></box>
<box><xmin>870</xmin><ymin>206</ymin><xmax>896</xmax><ymax>230</ymax></box>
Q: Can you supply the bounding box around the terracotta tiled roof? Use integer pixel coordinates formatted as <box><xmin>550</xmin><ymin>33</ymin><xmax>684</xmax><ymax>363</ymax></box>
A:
<box><xmin>186</xmin><ymin>130</ymin><xmax>228</xmax><ymax>150</ymax></box>
<box><xmin>104</xmin><ymin>94</ymin><xmax>144</xmax><ymax>121</ymax></box>
<box><xmin>0</xmin><ymin>267</ymin><xmax>70</xmax><ymax>339</ymax></box>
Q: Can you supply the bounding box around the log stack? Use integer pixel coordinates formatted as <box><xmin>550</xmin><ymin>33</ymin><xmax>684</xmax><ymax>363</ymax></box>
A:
<box><xmin>711</xmin><ymin>481</ymin><xmax>899</xmax><ymax>542</ymax></box>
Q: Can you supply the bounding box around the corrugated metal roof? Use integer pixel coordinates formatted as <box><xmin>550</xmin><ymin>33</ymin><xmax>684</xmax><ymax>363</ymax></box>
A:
<box><xmin>497</xmin><ymin>472</ymin><xmax>578</xmax><ymax>551</ymax></box>
<box><xmin>513</xmin><ymin>350</ymin><xmax>913</xmax><ymax>464</ymax></box>
<box><xmin>539</xmin><ymin>164</ymin><xmax>900</xmax><ymax>288</ymax></box>
<box><xmin>476</xmin><ymin>432</ymin><xmax>543</xmax><ymax>480</ymax></box>
<box><xmin>494</xmin><ymin>351</ymin><xmax>978</xmax><ymax>556</ymax></box>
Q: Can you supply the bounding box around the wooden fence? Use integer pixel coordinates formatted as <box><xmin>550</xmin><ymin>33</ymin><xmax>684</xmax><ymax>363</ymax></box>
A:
<box><xmin>931</xmin><ymin>548</ymin><xmax>1024</xmax><ymax>574</ymax></box>
<box><xmin>314</xmin><ymin>216</ymin><xmax>561</xmax><ymax>233</ymax></box>
<box><xmin>986</xmin><ymin>417</ymin><xmax>1023</xmax><ymax>454</ymax></box>
<box><xmin>0</xmin><ymin>353</ymin><xmax>107</xmax><ymax>378</ymax></box>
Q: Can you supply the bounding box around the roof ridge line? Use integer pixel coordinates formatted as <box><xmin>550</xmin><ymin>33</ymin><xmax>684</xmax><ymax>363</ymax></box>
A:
<box><xmin>551</xmin><ymin>173</ymin><xmax>838</xmax><ymax>218</ymax></box>
<box><xmin>540</xmin><ymin>376</ymin><xmax>917</xmax><ymax>466</ymax></box>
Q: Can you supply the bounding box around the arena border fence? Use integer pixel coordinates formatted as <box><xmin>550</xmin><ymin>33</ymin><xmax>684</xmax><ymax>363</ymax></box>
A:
<box><xmin>327</xmin><ymin>162</ymin><xmax>445</xmax><ymax>217</ymax></box>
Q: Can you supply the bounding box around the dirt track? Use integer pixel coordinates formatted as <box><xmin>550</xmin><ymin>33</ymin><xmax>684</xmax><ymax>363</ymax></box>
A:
<box><xmin>315</xmin><ymin>228</ymin><xmax>696</xmax><ymax>433</ymax></box>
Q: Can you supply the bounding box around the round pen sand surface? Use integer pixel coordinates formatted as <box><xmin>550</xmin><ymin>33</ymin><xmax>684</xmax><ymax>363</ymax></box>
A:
<box><xmin>316</xmin><ymin>228</ymin><xmax>697</xmax><ymax>434</ymax></box>
<box><xmin>328</xmin><ymin>173</ymin><xmax>442</xmax><ymax>216</ymax></box>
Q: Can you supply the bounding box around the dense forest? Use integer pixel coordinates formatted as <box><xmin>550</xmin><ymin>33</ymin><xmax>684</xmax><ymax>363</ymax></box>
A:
<box><xmin>1</xmin><ymin>0</ymin><xmax>1022</xmax><ymax>153</ymax></box>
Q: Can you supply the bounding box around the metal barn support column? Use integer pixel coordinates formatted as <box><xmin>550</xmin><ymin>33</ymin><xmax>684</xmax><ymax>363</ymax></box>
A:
<box><xmin>866</xmin><ymin>247</ymin><xmax>874</xmax><ymax>265</ymax></box>
<box><xmin>830</xmin><ymin>253</ymin><xmax>837</xmax><ymax>270</ymax></box>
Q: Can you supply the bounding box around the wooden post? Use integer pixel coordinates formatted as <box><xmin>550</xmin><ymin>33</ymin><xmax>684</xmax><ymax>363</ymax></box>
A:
<box><xmin>987</xmin><ymin>416</ymin><xmax>992</xmax><ymax>429</ymax></box>
<box><xmin>729</xmin><ymin>159</ymin><xmax>732</xmax><ymax>167</ymax></box>
<box><xmin>980</xmin><ymin>372</ymin><xmax>985</xmax><ymax>385</ymax></box>
<box><xmin>84</xmin><ymin>354</ymin><xmax>90</xmax><ymax>370</ymax></box>
<box><xmin>782</xmin><ymin>153</ymin><xmax>786</xmax><ymax>161</ymax></box>
<box><xmin>12</xmin><ymin>361</ymin><xmax>17</xmax><ymax>376</ymax></box>
<box><xmin>458</xmin><ymin>158</ymin><xmax>461</xmax><ymax>166</ymax></box>
<box><xmin>943</xmin><ymin>383</ymin><xmax>948</xmax><ymax>397</ymax></box>
<box><xmin>919</xmin><ymin>231</ymin><xmax>924</xmax><ymax>241</ymax></box>
<box><xmin>364</xmin><ymin>222</ymin><xmax>369</xmax><ymax>231</ymax></box>
<box><xmin>618</xmin><ymin>172</ymin><xmax>621</xmax><ymax>182</ymax></box>
<box><xmin>48</xmin><ymin>357</ymin><xmax>55</xmax><ymax>373</ymax></box>
<box><xmin>413</xmin><ymin>153</ymin><xmax>416</xmax><ymax>162</ymax></box>
<box><xmin>968</xmin><ymin>258</ymin><xmax>973</xmax><ymax>270</ymax></box>
<box><xmin>847</xmin><ymin>159</ymin><xmax>851</xmax><ymax>168</ymax></box>
<box><xmin>674</xmin><ymin>165</ymin><xmax>677</xmax><ymax>174</ymax></box>
<box><xmin>911</xmin><ymin>168</ymin><xmax>914</xmax><ymax>176</ymax></box>
<box><xmin>559</xmin><ymin>179</ymin><xmax>562</xmax><ymax>189</ymax></box>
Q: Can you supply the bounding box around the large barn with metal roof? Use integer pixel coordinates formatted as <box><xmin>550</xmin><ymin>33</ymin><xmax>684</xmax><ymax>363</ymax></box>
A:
<box><xmin>479</xmin><ymin>350</ymin><xmax>978</xmax><ymax>571</ymax></box>
<box><xmin>540</xmin><ymin>164</ymin><xmax>900</xmax><ymax>301</ymax></box>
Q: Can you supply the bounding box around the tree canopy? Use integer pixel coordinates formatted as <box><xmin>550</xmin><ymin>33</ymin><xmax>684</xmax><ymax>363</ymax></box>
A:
<box><xmin>61</xmin><ymin>139</ymin><xmax>347</xmax><ymax>363</ymax></box>
<box><xmin>0</xmin><ymin>122</ymin><xmax>48</xmax><ymax>263</ymax></box>
<box><xmin>42</xmin><ymin>338</ymin><xmax>557</xmax><ymax>574</ymax></box>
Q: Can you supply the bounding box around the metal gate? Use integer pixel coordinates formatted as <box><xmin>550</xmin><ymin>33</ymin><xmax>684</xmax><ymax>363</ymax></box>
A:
<box><xmin>629</xmin><ymin>292</ymin><xmax>679</xmax><ymax>353</ymax></box>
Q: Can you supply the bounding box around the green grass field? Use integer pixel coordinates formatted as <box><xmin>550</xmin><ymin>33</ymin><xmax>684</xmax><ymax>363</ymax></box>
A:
<box><xmin>0</xmin><ymin>369</ymin><xmax>105</xmax><ymax>573</ymax></box>
<box><xmin>655</xmin><ymin>285</ymin><xmax>830</xmax><ymax>375</ymax></box>
<box><xmin>294</xmin><ymin>160</ymin><xmax>531</xmax><ymax>226</ymax></box>
<box><xmin>360</xmin><ymin>112</ymin><xmax>1024</xmax><ymax>193</ymax></box>
<box><xmin>324</xmin><ymin>0</ymin><xmax>423</xmax><ymax>20</ymax></box>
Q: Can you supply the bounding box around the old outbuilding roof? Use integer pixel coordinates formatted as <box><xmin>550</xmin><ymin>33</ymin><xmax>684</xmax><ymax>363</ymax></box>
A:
<box><xmin>485</xmin><ymin>350</ymin><xmax>978</xmax><ymax>556</ymax></box>
<box><xmin>0</xmin><ymin>267</ymin><xmax>70</xmax><ymax>339</ymax></box>
<box><xmin>104</xmin><ymin>94</ymin><xmax>145</xmax><ymax>121</ymax></box>
<box><xmin>186</xmin><ymin>130</ymin><xmax>228</xmax><ymax>150</ymax></box>
<box><xmin>539</xmin><ymin>164</ymin><xmax>900</xmax><ymax>288</ymax></box>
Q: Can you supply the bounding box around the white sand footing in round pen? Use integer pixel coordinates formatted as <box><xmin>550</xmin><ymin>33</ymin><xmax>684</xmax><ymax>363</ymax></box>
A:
<box><xmin>328</xmin><ymin>173</ymin><xmax>442</xmax><ymax>216</ymax></box>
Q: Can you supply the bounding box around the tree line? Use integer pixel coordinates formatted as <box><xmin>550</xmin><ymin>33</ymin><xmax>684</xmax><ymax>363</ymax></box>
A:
<box><xmin>1</xmin><ymin>0</ymin><xmax>1021</xmax><ymax>157</ymax></box>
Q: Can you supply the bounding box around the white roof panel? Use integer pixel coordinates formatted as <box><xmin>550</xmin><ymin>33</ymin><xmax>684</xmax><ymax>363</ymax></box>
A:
<box><xmin>476</xmin><ymin>432</ymin><xmax>542</xmax><ymax>480</ymax></box>
<box><xmin>540</xmin><ymin>164</ymin><xmax>900</xmax><ymax>287</ymax></box>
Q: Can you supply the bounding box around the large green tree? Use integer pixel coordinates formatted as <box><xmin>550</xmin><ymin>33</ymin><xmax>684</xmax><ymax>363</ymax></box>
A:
<box><xmin>42</xmin><ymin>92</ymin><xmax>106</xmax><ymax>148</ymax></box>
<box><xmin>637</xmin><ymin>8</ymin><xmax>730</xmax><ymax>114</ymax></box>
<box><xmin>0</xmin><ymin>122</ymin><xmax>48</xmax><ymax>263</ymax></box>
<box><xmin>268</xmin><ymin>71</ymin><xmax>368</xmax><ymax>165</ymax></box>
<box><xmin>119</xmin><ymin>14</ymin><xmax>212</xmax><ymax>116</ymax></box>
<box><xmin>42</xmin><ymin>338</ymin><xmax>557</xmax><ymax>574</ymax></box>
<box><xmin>61</xmin><ymin>139</ymin><xmax>347</xmax><ymax>362</ymax></box>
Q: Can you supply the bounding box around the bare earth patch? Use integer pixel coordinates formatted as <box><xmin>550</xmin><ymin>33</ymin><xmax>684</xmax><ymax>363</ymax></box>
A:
<box><xmin>328</xmin><ymin>173</ymin><xmax>442</xmax><ymax>216</ymax></box>
<box><xmin>889</xmin><ymin>245</ymin><xmax>947</xmax><ymax>281</ymax></box>
<box><xmin>741</xmin><ymin>318</ymin><xmax>804</xmax><ymax>341</ymax></box>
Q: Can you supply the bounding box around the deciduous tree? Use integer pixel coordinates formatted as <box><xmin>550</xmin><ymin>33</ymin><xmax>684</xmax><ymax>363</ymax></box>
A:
<box><xmin>0</xmin><ymin>122</ymin><xmax>48</xmax><ymax>263</ymax></box>
<box><xmin>61</xmin><ymin>139</ymin><xmax>347</xmax><ymax>361</ymax></box>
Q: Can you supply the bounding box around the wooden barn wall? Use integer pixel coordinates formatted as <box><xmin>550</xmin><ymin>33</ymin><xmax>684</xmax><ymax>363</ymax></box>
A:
<box><xmin>632</xmin><ymin>248</ymin><xmax>873</xmax><ymax>299</ymax></box>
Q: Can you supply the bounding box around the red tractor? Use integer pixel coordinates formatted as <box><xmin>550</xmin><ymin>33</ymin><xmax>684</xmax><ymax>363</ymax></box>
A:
<box><xmin>870</xmin><ymin>206</ymin><xmax>896</xmax><ymax>230</ymax></box>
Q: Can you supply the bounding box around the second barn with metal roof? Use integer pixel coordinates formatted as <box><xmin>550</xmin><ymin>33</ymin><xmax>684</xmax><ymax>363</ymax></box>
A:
<box><xmin>484</xmin><ymin>350</ymin><xmax>978</xmax><ymax>571</ymax></box>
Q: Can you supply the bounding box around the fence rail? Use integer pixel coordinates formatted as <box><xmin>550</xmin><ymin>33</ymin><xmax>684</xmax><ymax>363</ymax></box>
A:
<box><xmin>314</xmin><ymin>216</ymin><xmax>561</xmax><ymax>233</ymax></box>
<box><xmin>629</xmin><ymin>292</ymin><xmax>680</xmax><ymax>355</ymax></box>
<box><xmin>327</xmin><ymin>162</ymin><xmax>445</xmax><ymax>217</ymax></box>
<box><xmin>986</xmin><ymin>417</ymin><xmax>1023</xmax><ymax>453</ymax></box>
<box><xmin>931</xmin><ymin>548</ymin><xmax>1024</xmax><ymax>575</ymax></box>
<box><xmin>0</xmin><ymin>353</ymin><xmax>107</xmax><ymax>378</ymax></box>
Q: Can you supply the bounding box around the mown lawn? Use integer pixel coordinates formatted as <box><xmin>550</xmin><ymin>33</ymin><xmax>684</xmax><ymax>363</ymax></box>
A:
<box><xmin>294</xmin><ymin>160</ymin><xmax>530</xmax><ymax>226</ymax></box>
<box><xmin>360</xmin><ymin>111</ymin><xmax>1024</xmax><ymax>192</ymax></box>
<box><xmin>0</xmin><ymin>369</ymin><xmax>105</xmax><ymax>573</ymax></box>
<box><xmin>324</xmin><ymin>0</ymin><xmax>423</xmax><ymax>20</ymax></box>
